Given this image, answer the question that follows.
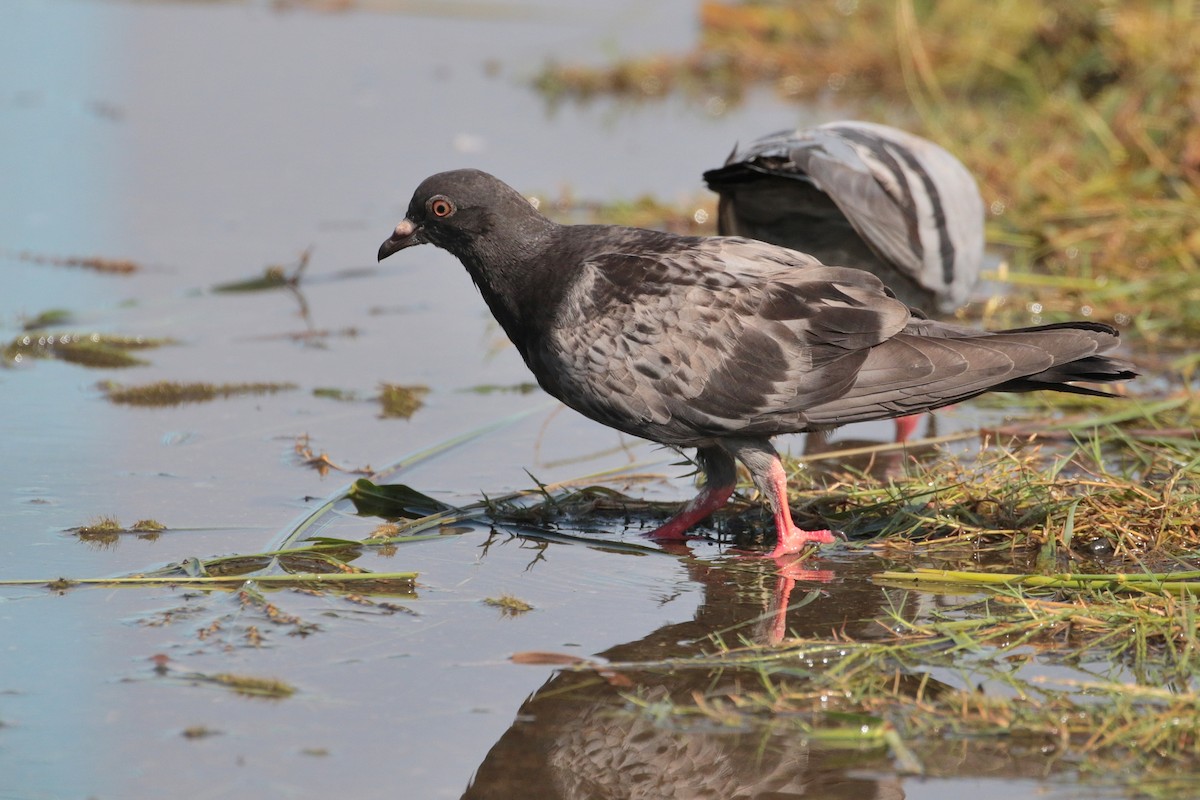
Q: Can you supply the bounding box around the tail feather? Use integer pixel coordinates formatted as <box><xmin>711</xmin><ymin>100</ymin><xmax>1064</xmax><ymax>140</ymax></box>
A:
<box><xmin>802</xmin><ymin>320</ymin><xmax>1137</xmax><ymax>426</ymax></box>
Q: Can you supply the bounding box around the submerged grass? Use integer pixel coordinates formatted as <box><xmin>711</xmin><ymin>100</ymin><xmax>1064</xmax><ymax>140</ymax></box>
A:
<box><xmin>100</xmin><ymin>380</ymin><xmax>298</xmax><ymax>406</ymax></box>
<box><xmin>3</xmin><ymin>333</ymin><xmax>175</xmax><ymax>368</ymax></box>
<box><xmin>8</xmin><ymin>250</ymin><xmax>141</xmax><ymax>274</ymax></box>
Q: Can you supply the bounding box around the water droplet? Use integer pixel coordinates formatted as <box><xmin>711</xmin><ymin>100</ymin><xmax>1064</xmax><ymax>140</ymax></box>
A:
<box><xmin>693</xmin><ymin>208</ymin><xmax>709</xmax><ymax>225</ymax></box>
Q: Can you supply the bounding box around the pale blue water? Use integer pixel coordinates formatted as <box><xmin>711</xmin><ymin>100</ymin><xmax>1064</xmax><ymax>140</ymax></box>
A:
<box><xmin>0</xmin><ymin>2</ymin><xmax>1128</xmax><ymax>799</ymax></box>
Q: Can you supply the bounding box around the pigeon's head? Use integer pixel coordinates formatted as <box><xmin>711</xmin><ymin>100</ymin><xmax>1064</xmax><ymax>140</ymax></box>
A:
<box><xmin>378</xmin><ymin>169</ymin><xmax>551</xmax><ymax>264</ymax></box>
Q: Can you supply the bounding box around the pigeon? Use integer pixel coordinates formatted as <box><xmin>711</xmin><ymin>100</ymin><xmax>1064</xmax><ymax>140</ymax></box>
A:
<box><xmin>703</xmin><ymin>121</ymin><xmax>984</xmax><ymax>316</ymax></box>
<box><xmin>703</xmin><ymin>121</ymin><xmax>986</xmax><ymax>443</ymax></box>
<box><xmin>378</xmin><ymin>169</ymin><xmax>1134</xmax><ymax>558</ymax></box>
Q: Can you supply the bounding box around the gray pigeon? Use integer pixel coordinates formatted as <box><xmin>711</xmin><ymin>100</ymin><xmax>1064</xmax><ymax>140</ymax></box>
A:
<box><xmin>378</xmin><ymin>169</ymin><xmax>1134</xmax><ymax>557</ymax></box>
<box><xmin>703</xmin><ymin>121</ymin><xmax>984</xmax><ymax>316</ymax></box>
<box><xmin>705</xmin><ymin>121</ymin><xmax>986</xmax><ymax>443</ymax></box>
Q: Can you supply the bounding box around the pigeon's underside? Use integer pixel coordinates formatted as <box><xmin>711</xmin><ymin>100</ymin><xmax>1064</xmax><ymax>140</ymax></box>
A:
<box><xmin>378</xmin><ymin>169</ymin><xmax>1135</xmax><ymax>558</ymax></box>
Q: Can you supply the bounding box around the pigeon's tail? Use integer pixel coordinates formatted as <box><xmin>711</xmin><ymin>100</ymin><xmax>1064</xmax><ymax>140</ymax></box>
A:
<box><xmin>802</xmin><ymin>320</ymin><xmax>1137</xmax><ymax>428</ymax></box>
<box><xmin>989</xmin><ymin>322</ymin><xmax>1137</xmax><ymax>397</ymax></box>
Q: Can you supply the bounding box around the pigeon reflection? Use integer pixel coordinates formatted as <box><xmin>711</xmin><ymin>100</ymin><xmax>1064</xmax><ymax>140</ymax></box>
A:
<box><xmin>461</xmin><ymin>551</ymin><xmax>913</xmax><ymax>800</ymax></box>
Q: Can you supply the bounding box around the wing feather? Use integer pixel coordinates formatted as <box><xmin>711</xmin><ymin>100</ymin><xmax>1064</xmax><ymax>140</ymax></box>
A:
<box><xmin>534</xmin><ymin>236</ymin><xmax>911</xmax><ymax>444</ymax></box>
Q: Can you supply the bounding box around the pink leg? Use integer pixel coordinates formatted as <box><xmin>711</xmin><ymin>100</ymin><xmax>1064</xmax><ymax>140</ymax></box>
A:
<box><xmin>893</xmin><ymin>414</ymin><xmax>921</xmax><ymax>443</ymax></box>
<box><xmin>644</xmin><ymin>445</ymin><xmax>737</xmax><ymax>543</ymax></box>
<box><xmin>645</xmin><ymin>481</ymin><xmax>734</xmax><ymax>542</ymax></box>
<box><xmin>762</xmin><ymin>457</ymin><xmax>835</xmax><ymax>557</ymax></box>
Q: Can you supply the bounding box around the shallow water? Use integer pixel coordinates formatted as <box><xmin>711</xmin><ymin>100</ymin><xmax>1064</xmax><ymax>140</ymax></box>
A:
<box><xmin>0</xmin><ymin>2</ymin><xmax>1137</xmax><ymax>798</ymax></box>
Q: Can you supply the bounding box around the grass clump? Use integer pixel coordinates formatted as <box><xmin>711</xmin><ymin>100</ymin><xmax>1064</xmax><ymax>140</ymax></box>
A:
<box><xmin>206</xmin><ymin>673</ymin><xmax>296</xmax><ymax>699</ymax></box>
<box><xmin>786</xmin><ymin>437</ymin><xmax>1200</xmax><ymax>562</ymax></box>
<box><xmin>75</xmin><ymin>516</ymin><xmax>123</xmax><ymax>536</ymax></box>
<box><xmin>72</xmin><ymin>516</ymin><xmax>170</xmax><ymax>546</ymax></box>
<box><xmin>377</xmin><ymin>383</ymin><xmax>429</xmax><ymax>419</ymax></box>
<box><xmin>483</xmin><ymin>593</ymin><xmax>534</xmax><ymax>616</ymax></box>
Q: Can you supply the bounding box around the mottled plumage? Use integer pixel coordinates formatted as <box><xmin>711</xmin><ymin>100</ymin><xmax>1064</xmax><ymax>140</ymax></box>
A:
<box><xmin>379</xmin><ymin>169</ymin><xmax>1134</xmax><ymax>557</ymax></box>
<box><xmin>703</xmin><ymin>121</ymin><xmax>984</xmax><ymax>315</ymax></box>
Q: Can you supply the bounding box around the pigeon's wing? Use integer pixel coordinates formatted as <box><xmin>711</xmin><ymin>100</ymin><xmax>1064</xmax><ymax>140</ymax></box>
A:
<box><xmin>800</xmin><ymin>321</ymin><xmax>1132</xmax><ymax>427</ymax></box>
<box><xmin>789</xmin><ymin>122</ymin><xmax>985</xmax><ymax>312</ymax></box>
<box><xmin>537</xmin><ymin>236</ymin><xmax>912</xmax><ymax>443</ymax></box>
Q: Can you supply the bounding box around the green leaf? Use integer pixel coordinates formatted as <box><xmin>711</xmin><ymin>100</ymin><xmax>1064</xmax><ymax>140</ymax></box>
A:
<box><xmin>347</xmin><ymin>479</ymin><xmax>452</xmax><ymax>520</ymax></box>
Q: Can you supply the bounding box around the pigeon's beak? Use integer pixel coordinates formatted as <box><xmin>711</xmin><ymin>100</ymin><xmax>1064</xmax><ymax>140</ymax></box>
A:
<box><xmin>378</xmin><ymin>219</ymin><xmax>426</xmax><ymax>261</ymax></box>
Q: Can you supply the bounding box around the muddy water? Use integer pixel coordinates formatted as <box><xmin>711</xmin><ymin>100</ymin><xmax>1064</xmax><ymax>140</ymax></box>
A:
<box><xmin>0</xmin><ymin>2</ymin><xmax>1125</xmax><ymax>799</ymax></box>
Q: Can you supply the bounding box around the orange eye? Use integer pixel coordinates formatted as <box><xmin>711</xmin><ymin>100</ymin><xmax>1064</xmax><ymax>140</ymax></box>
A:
<box><xmin>430</xmin><ymin>197</ymin><xmax>455</xmax><ymax>218</ymax></box>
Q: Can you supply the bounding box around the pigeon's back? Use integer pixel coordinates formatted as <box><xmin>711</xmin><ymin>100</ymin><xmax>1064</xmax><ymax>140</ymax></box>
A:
<box><xmin>704</xmin><ymin>121</ymin><xmax>985</xmax><ymax>315</ymax></box>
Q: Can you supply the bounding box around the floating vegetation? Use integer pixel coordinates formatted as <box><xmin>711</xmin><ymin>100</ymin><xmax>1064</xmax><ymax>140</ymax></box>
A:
<box><xmin>181</xmin><ymin>726</ymin><xmax>221</xmax><ymax>740</ymax></box>
<box><xmin>534</xmin><ymin>1</ymin><xmax>1200</xmax><ymax>344</ymax></box>
<box><xmin>315</xmin><ymin>384</ymin><xmax>434</xmax><ymax>418</ymax></box>
<box><xmin>212</xmin><ymin>248</ymin><xmax>310</xmax><ymax>293</ymax></box>
<box><xmin>483</xmin><ymin>593</ymin><xmax>534</xmax><ymax>616</ymax></box>
<box><xmin>75</xmin><ymin>516</ymin><xmax>123</xmax><ymax>536</ymax></box>
<box><xmin>8</xmin><ymin>250</ymin><xmax>140</xmax><ymax>274</ymax></box>
<box><xmin>877</xmin><ymin>567</ymin><xmax>1200</xmax><ymax>596</ymax></box>
<box><xmin>461</xmin><ymin>382</ymin><xmax>541</xmax><ymax>396</ymax></box>
<box><xmin>3</xmin><ymin>332</ymin><xmax>174</xmax><ymax>368</ymax></box>
<box><xmin>0</xmin><ymin>570</ymin><xmax>419</xmax><ymax>593</ymax></box>
<box><xmin>194</xmin><ymin>672</ymin><xmax>296</xmax><ymax>699</ymax></box>
<box><xmin>377</xmin><ymin>382</ymin><xmax>429</xmax><ymax>419</ymax></box>
<box><xmin>72</xmin><ymin>517</ymin><xmax>168</xmax><ymax>547</ymax></box>
<box><xmin>20</xmin><ymin>309</ymin><xmax>74</xmax><ymax>331</ymax></box>
<box><xmin>346</xmin><ymin>479</ymin><xmax>451</xmax><ymax>521</ymax></box>
<box><xmin>293</xmin><ymin>433</ymin><xmax>370</xmax><ymax>477</ymax></box>
<box><xmin>312</xmin><ymin>386</ymin><xmax>364</xmax><ymax>401</ymax></box>
<box><xmin>99</xmin><ymin>380</ymin><xmax>298</xmax><ymax>407</ymax></box>
<box><xmin>367</xmin><ymin>522</ymin><xmax>402</xmax><ymax>539</ymax></box>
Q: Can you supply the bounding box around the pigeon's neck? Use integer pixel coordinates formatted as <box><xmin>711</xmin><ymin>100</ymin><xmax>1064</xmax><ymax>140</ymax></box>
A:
<box><xmin>456</xmin><ymin>215</ymin><xmax>565</xmax><ymax>349</ymax></box>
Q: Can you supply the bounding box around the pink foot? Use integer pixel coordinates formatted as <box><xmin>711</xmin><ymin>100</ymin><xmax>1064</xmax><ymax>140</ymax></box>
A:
<box><xmin>761</xmin><ymin>458</ymin><xmax>837</xmax><ymax>557</ymax></box>
<box><xmin>767</xmin><ymin>527</ymin><xmax>836</xmax><ymax>558</ymax></box>
<box><xmin>644</xmin><ymin>482</ymin><xmax>734</xmax><ymax>543</ymax></box>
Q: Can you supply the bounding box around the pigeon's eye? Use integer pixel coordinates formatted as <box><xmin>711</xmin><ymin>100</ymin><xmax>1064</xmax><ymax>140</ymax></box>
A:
<box><xmin>429</xmin><ymin>196</ymin><xmax>455</xmax><ymax>218</ymax></box>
